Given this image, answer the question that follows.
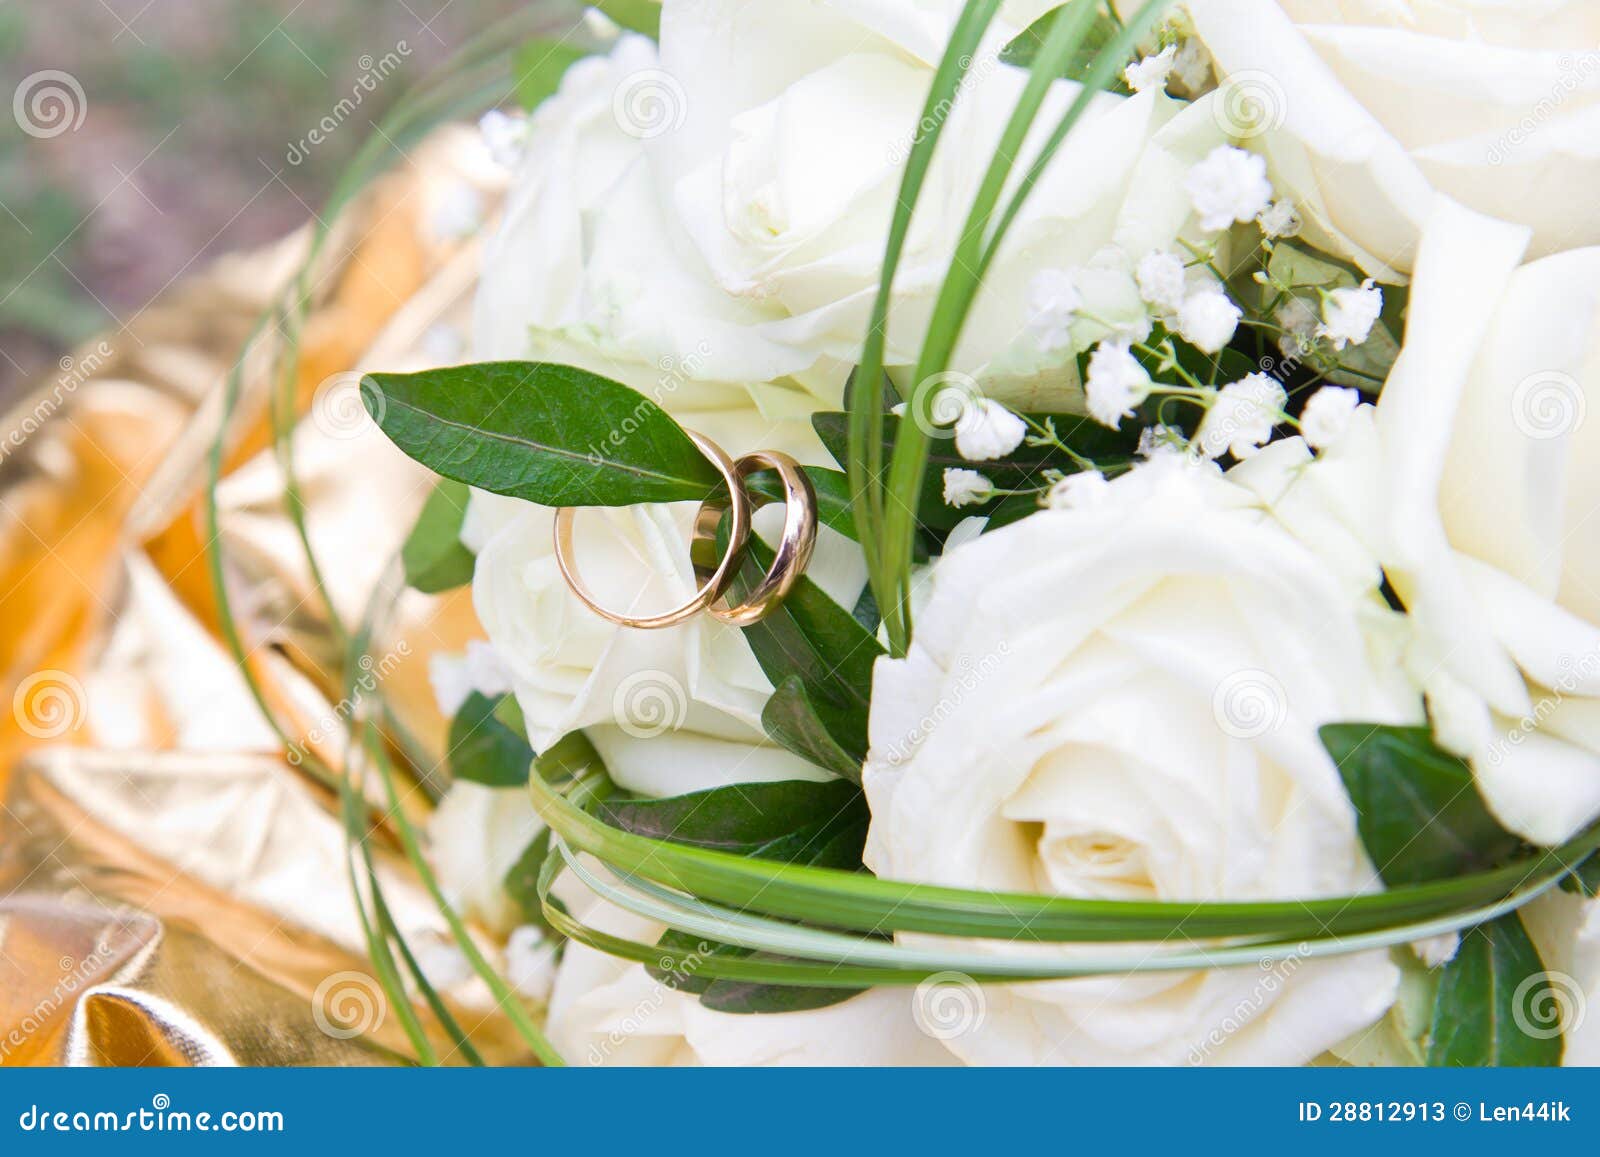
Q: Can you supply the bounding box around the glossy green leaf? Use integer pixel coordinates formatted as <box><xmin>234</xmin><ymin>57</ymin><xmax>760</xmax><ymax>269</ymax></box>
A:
<box><xmin>1560</xmin><ymin>853</ymin><xmax>1600</xmax><ymax>897</ymax></box>
<box><xmin>448</xmin><ymin>692</ymin><xmax>533</xmax><ymax>787</ymax></box>
<box><xmin>999</xmin><ymin>2</ymin><xmax>1127</xmax><ymax>91</ymax></box>
<box><xmin>1321</xmin><ymin>724</ymin><xmax>1527</xmax><ymax>886</ymax></box>
<box><xmin>363</xmin><ymin>362</ymin><xmax>718</xmax><ymax>506</ymax></box>
<box><xmin>1427</xmin><ymin>914</ymin><xmax>1563</xmax><ymax>1066</ymax></box>
<box><xmin>591</xmin><ymin>0</ymin><xmax>660</xmax><ymax>37</ymax></box>
<box><xmin>401</xmin><ymin>479</ymin><xmax>476</xmax><ymax>593</ymax></box>
<box><xmin>761</xmin><ymin>676</ymin><xmax>866</xmax><ymax>781</ymax></box>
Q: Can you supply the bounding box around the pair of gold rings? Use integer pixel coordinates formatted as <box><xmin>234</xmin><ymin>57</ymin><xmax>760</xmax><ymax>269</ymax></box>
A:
<box><xmin>552</xmin><ymin>431</ymin><xmax>817</xmax><ymax>630</ymax></box>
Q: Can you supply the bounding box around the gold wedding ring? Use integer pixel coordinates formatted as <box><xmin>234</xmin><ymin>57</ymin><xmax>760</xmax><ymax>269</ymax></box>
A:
<box><xmin>552</xmin><ymin>430</ymin><xmax>752</xmax><ymax>630</ymax></box>
<box><xmin>691</xmin><ymin>450</ymin><xmax>817</xmax><ymax>627</ymax></box>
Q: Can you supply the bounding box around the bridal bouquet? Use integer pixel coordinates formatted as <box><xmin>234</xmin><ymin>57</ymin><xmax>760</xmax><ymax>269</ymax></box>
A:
<box><xmin>335</xmin><ymin>0</ymin><xmax>1600</xmax><ymax>1066</ymax></box>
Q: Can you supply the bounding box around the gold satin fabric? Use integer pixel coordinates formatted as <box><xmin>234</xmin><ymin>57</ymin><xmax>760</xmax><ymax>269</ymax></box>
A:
<box><xmin>0</xmin><ymin>128</ymin><xmax>528</xmax><ymax>1067</ymax></box>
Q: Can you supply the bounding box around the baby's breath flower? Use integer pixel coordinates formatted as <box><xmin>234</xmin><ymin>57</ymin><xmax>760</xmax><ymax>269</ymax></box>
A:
<box><xmin>1137</xmin><ymin>423</ymin><xmax>1185</xmax><ymax>458</ymax></box>
<box><xmin>1256</xmin><ymin>199</ymin><xmax>1301</xmax><ymax>239</ymax></box>
<box><xmin>1176</xmin><ymin>286</ymin><xmax>1242</xmax><ymax>353</ymax></box>
<box><xmin>954</xmin><ymin>398</ymin><xmax>1027</xmax><ymax>462</ymax></box>
<box><xmin>1026</xmin><ymin>268</ymin><xmax>1083</xmax><ymax>352</ymax></box>
<box><xmin>942</xmin><ymin>467</ymin><xmax>994</xmax><ymax>508</ymax></box>
<box><xmin>1195</xmin><ymin>372</ymin><xmax>1285</xmax><ymax>460</ymax></box>
<box><xmin>1124</xmin><ymin>44</ymin><xmax>1178</xmax><ymax>93</ymax></box>
<box><xmin>1135</xmin><ymin>250</ymin><xmax>1187</xmax><ymax>315</ymax></box>
<box><xmin>1275</xmin><ymin>296</ymin><xmax>1319</xmax><ymax>359</ymax></box>
<box><xmin>1185</xmin><ymin>145</ymin><xmax>1273</xmax><ymax>232</ymax></box>
<box><xmin>1085</xmin><ymin>338</ymin><xmax>1152</xmax><ymax>429</ymax></box>
<box><xmin>479</xmin><ymin>109</ymin><xmax>531</xmax><ymax>169</ymax></box>
<box><xmin>1318</xmin><ymin>279</ymin><xmax>1383</xmax><ymax>349</ymax></box>
<box><xmin>1299</xmin><ymin>386</ymin><xmax>1361</xmax><ymax>450</ymax></box>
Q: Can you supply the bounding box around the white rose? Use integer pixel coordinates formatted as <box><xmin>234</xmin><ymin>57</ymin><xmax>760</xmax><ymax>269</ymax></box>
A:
<box><xmin>479</xmin><ymin>3</ymin><xmax>1230</xmax><ymax>411</ymax></box>
<box><xmin>1361</xmin><ymin>195</ymin><xmax>1600</xmax><ymax>845</ymax></box>
<box><xmin>546</xmin><ymin>900</ymin><xmax>960</xmax><ymax>1066</ymax></box>
<box><xmin>862</xmin><ymin>456</ymin><xmax>1414</xmax><ymax>1065</ymax></box>
<box><xmin>1185</xmin><ymin>0</ymin><xmax>1600</xmax><ymax>277</ymax></box>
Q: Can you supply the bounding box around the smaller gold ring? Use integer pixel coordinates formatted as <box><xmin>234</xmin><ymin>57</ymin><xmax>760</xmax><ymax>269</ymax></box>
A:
<box><xmin>552</xmin><ymin>430</ymin><xmax>752</xmax><ymax>630</ymax></box>
<box><xmin>692</xmin><ymin>451</ymin><xmax>817</xmax><ymax>627</ymax></box>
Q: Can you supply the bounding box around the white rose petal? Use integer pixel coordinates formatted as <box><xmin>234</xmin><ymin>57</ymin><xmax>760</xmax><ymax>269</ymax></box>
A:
<box><xmin>864</xmin><ymin>459</ymin><xmax>1416</xmax><ymax>1065</ymax></box>
<box><xmin>1026</xmin><ymin>268</ymin><xmax>1083</xmax><ymax>353</ymax></box>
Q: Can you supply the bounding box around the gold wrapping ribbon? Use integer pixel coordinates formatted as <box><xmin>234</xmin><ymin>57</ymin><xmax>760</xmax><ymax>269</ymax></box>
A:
<box><xmin>1</xmin><ymin>128</ymin><xmax>532</xmax><ymax>1067</ymax></box>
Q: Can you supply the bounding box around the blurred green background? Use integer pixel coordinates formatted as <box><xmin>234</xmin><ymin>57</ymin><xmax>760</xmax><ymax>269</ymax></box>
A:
<box><xmin>0</xmin><ymin>0</ymin><xmax>523</xmax><ymax>405</ymax></box>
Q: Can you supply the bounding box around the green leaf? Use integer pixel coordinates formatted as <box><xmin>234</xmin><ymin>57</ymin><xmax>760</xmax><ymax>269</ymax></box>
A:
<box><xmin>596</xmin><ymin>778</ymin><xmax>869</xmax><ymax>865</ymax></box>
<box><xmin>999</xmin><ymin>3</ymin><xmax>1128</xmax><ymax>91</ymax></box>
<box><xmin>1560</xmin><ymin>853</ymin><xmax>1600</xmax><ymax>897</ymax></box>
<box><xmin>447</xmin><ymin>693</ymin><xmax>533</xmax><ymax>787</ymax></box>
<box><xmin>1426</xmin><ymin>914</ymin><xmax>1564</xmax><ymax>1066</ymax></box>
<box><xmin>591</xmin><ymin>0</ymin><xmax>660</xmax><ymax>38</ymax></box>
<box><xmin>503</xmin><ymin>828</ymin><xmax>555</xmax><ymax>933</ymax></box>
<box><xmin>401</xmin><ymin>479</ymin><xmax>477</xmax><ymax>593</ymax></box>
<box><xmin>1320</xmin><ymin>724</ymin><xmax>1527</xmax><ymax>886</ymax></box>
<box><xmin>363</xmin><ymin>362</ymin><xmax>719</xmax><ymax>507</ymax></box>
<box><xmin>512</xmin><ymin>38</ymin><xmax>590</xmax><ymax>111</ymax></box>
<box><xmin>732</xmin><ymin>534</ymin><xmax>883</xmax><ymax>751</ymax></box>
<box><xmin>604</xmin><ymin>779</ymin><xmax>872</xmax><ymax>1015</ymax></box>
<box><xmin>761</xmin><ymin>676</ymin><xmax>865</xmax><ymax>781</ymax></box>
